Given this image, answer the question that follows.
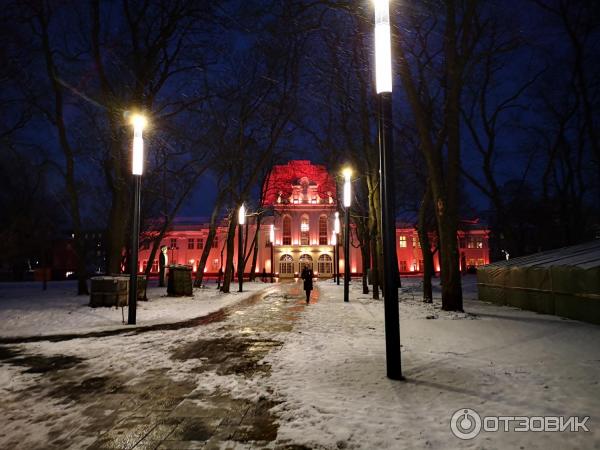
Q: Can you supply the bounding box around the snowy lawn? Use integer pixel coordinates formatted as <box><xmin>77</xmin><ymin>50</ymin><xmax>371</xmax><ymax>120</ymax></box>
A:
<box><xmin>0</xmin><ymin>280</ymin><xmax>271</xmax><ymax>338</ymax></box>
<box><xmin>265</xmin><ymin>275</ymin><xmax>600</xmax><ymax>449</ymax></box>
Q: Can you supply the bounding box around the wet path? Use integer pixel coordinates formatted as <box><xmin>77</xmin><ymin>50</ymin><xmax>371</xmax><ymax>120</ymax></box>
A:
<box><xmin>0</xmin><ymin>282</ymin><xmax>319</xmax><ymax>450</ymax></box>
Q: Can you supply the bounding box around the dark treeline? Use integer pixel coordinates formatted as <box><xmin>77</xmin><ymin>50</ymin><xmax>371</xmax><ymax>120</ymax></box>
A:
<box><xmin>0</xmin><ymin>0</ymin><xmax>598</xmax><ymax>310</ymax></box>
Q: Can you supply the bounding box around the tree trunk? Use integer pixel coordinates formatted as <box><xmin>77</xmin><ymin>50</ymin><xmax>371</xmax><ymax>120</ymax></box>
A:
<box><xmin>220</xmin><ymin>214</ymin><xmax>238</xmax><ymax>294</ymax></box>
<box><xmin>249</xmin><ymin>214</ymin><xmax>262</xmax><ymax>281</ymax></box>
<box><xmin>194</xmin><ymin>193</ymin><xmax>224</xmax><ymax>286</ymax></box>
<box><xmin>417</xmin><ymin>185</ymin><xmax>434</xmax><ymax>303</ymax></box>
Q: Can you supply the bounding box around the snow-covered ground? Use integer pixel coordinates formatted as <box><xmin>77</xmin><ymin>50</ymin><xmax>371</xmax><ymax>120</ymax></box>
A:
<box><xmin>0</xmin><ymin>275</ymin><xmax>598</xmax><ymax>449</ymax></box>
<box><xmin>266</xmin><ymin>276</ymin><xmax>600</xmax><ymax>449</ymax></box>
<box><xmin>0</xmin><ymin>280</ymin><xmax>270</xmax><ymax>337</ymax></box>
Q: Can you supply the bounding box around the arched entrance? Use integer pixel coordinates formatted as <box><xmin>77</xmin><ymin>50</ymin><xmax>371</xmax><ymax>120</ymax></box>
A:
<box><xmin>318</xmin><ymin>254</ymin><xmax>333</xmax><ymax>277</ymax></box>
<box><xmin>279</xmin><ymin>254</ymin><xmax>294</xmax><ymax>277</ymax></box>
<box><xmin>299</xmin><ymin>253</ymin><xmax>313</xmax><ymax>271</ymax></box>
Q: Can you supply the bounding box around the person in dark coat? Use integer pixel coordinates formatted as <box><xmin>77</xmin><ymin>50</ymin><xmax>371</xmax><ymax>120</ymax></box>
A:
<box><xmin>301</xmin><ymin>263</ymin><xmax>314</xmax><ymax>304</ymax></box>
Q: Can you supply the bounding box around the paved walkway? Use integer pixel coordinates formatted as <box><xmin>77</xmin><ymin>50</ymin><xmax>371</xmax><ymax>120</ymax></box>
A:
<box><xmin>0</xmin><ymin>282</ymin><xmax>318</xmax><ymax>450</ymax></box>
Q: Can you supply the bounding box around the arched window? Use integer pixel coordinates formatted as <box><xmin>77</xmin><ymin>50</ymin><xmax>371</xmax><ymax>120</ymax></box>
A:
<box><xmin>319</xmin><ymin>215</ymin><xmax>328</xmax><ymax>245</ymax></box>
<box><xmin>282</xmin><ymin>216</ymin><xmax>291</xmax><ymax>245</ymax></box>
<box><xmin>300</xmin><ymin>253</ymin><xmax>313</xmax><ymax>271</ymax></box>
<box><xmin>279</xmin><ymin>254</ymin><xmax>293</xmax><ymax>275</ymax></box>
<box><xmin>300</xmin><ymin>215</ymin><xmax>309</xmax><ymax>245</ymax></box>
<box><xmin>318</xmin><ymin>254</ymin><xmax>333</xmax><ymax>275</ymax></box>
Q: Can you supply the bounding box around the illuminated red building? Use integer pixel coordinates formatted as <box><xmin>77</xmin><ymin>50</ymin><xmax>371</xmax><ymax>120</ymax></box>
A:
<box><xmin>137</xmin><ymin>160</ymin><xmax>490</xmax><ymax>278</ymax></box>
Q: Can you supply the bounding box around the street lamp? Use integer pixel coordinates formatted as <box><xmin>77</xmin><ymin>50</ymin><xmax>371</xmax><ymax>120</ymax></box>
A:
<box><xmin>334</xmin><ymin>211</ymin><xmax>341</xmax><ymax>285</ymax></box>
<box><xmin>373</xmin><ymin>0</ymin><xmax>402</xmax><ymax>380</ymax></box>
<box><xmin>342</xmin><ymin>167</ymin><xmax>352</xmax><ymax>303</ymax></box>
<box><xmin>238</xmin><ymin>203</ymin><xmax>246</xmax><ymax>292</ymax></box>
<box><xmin>270</xmin><ymin>224</ymin><xmax>275</xmax><ymax>283</ymax></box>
<box><xmin>128</xmin><ymin>113</ymin><xmax>147</xmax><ymax>325</ymax></box>
<box><xmin>331</xmin><ymin>231</ymin><xmax>337</xmax><ymax>282</ymax></box>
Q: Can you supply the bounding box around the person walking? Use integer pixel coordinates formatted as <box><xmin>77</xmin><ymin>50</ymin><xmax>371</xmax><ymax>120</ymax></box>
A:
<box><xmin>301</xmin><ymin>263</ymin><xmax>314</xmax><ymax>304</ymax></box>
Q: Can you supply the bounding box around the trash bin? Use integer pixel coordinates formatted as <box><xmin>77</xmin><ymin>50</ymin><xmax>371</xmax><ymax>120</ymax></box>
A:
<box><xmin>90</xmin><ymin>276</ymin><xmax>128</xmax><ymax>307</ymax></box>
<box><xmin>167</xmin><ymin>264</ymin><xmax>193</xmax><ymax>296</ymax></box>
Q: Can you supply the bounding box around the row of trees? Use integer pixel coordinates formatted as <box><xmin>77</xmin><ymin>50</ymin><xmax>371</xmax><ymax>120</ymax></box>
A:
<box><xmin>1</xmin><ymin>1</ymin><xmax>598</xmax><ymax>311</ymax></box>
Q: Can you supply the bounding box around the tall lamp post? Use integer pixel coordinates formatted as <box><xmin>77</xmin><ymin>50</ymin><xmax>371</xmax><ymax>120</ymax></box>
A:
<box><xmin>270</xmin><ymin>224</ymin><xmax>275</xmax><ymax>283</ymax></box>
<box><xmin>342</xmin><ymin>167</ymin><xmax>352</xmax><ymax>303</ymax></box>
<box><xmin>334</xmin><ymin>212</ymin><xmax>341</xmax><ymax>284</ymax></box>
<box><xmin>331</xmin><ymin>231</ymin><xmax>337</xmax><ymax>282</ymax></box>
<box><xmin>128</xmin><ymin>113</ymin><xmax>147</xmax><ymax>325</ymax></box>
<box><xmin>238</xmin><ymin>203</ymin><xmax>246</xmax><ymax>292</ymax></box>
<box><xmin>374</xmin><ymin>0</ymin><xmax>402</xmax><ymax>379</ymax></box>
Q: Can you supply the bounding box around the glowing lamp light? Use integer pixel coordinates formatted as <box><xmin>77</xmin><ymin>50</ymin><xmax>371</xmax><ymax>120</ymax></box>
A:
<box><xmin>331</xmin><ymin>232</ymin><xmax>337</xmax><ymax>246</ymax></box>
<box><xmin>342</xmin><ymin>167</ymin><xmax>352</xmax><ymax>207</ymax></box>
<box><xmin>238</xmin><ymin>203</ymin><xmax>246</xmax><ymax>225</ymax></box>
<box><xmin>269</xmin><ymin>224</ymin><xmax>275</xmax><ymax>244</ymax></box>
<box><xmin>334</xmin><ymin>212</ymin><xmax>341</xmax><ymax>234</ymax></box>
<box><xmin>374</xmin><ymin>0</ymin><xmax>392</xmax><ymax>94</ymax></box>
<box><xmin>131</xmin><ymin>114</ymin><xmax>147</xmax><ymax>175</ymax></box>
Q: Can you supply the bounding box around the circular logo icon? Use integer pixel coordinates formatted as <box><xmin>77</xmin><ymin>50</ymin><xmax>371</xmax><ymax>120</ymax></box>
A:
<box><xmin>450</xmin><ymin>408</ymin><xmax>482</xmax><ymax>440</ymax></box>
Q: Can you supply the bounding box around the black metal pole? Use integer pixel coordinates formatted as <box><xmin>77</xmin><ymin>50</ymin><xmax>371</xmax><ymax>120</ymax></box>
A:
<box><xmin>344</xmin><ymin>207</ymin><xmax>350</xmax><ymax>302</ymax></box>
<box><xmin>378</xmin><ymin>92</ymin><xmax>402</xmax><ymax>379</ymax></box>
<box><xmin>270</xmin><ymin>242</ymin><xmax>274</xmax><ymax>283</ymax></box>
<box><xmin>238</xmin><ymin>223</ymin><xmax>243</xmax><ymax>292</ymax></box>
<box><xmin>336</xmin><ymin>233</ymin><xmax>340</xmax><ymax>285</ymax></box>
<box><xmin>128</xmin><ymin>175</ymin><xmax>141</xmax><ymax>325</ymax></box>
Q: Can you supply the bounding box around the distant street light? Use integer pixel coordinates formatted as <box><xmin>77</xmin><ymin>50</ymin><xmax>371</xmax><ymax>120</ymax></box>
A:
<box><xmin>128</xmin><ymin>113</ymin><xmax>147</xmax><ymax>325</ymax></box>
<box><xmin>373</xmin><ymin>0</ymin><xmax>402</xmax><ymax>380</ymax></box>
<box><xmin>343</xmin><ymin>167</ymin><xmax>352</xmax><ymax>303</ymax></box>
<box><xmin>334</xmin><ymin>211</ymin><xmax>341</xmax><ymax>285</ymax></box>
<box><xmin>270</xmin><ymin>224</ymin><xmax>275</xmax><ymax>283</ymax></box>
<box><xmin>238</xmin><ymin>203</ymin><xmax>246</xmax><ymax>292</ymax></box>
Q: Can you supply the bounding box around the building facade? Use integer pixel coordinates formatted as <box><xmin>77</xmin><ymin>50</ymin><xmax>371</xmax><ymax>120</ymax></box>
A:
<box><xmin>137</xmin><ymin>160</ymin><xmax>490</xmax><ymax>278</ymax></box>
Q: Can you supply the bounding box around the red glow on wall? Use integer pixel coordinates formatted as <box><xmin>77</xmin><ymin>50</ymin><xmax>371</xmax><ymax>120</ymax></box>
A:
<box><xmin>262</xmin><ymin>160</ymin><xmax>337</xmax><ymax>206</ymax></box>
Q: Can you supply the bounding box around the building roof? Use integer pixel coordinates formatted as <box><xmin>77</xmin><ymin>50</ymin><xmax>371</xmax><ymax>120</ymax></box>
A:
<box><xmin>483</xmin><ymin>240</ymin><xmax>600</xmax><ymax>270</ymax></box>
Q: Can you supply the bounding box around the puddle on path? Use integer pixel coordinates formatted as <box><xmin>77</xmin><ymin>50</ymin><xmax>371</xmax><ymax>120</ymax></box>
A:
<box><xmin>171</xmin><ymin>336</ymin><xmax>281</xmax><ymax>377</ymax></box>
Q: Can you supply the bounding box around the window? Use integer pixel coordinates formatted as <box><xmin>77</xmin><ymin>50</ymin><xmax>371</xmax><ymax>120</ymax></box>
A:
<box><xmin>477</xmin><ymin>258</ymin><xmax>485</xmax><ymax>266</ymax></box>
<box><xmin>300</xmin><ymin>253</ymin><xmax>313</xmax><ymax>271</ymax></box>
<box><xmin>197</xmin><ymin>238</ymin><xmax>203</xmax><ymax>249</ymax></box>
<box><xmin>280</xmin><ymin>254</ymin><xmax>293</xmax><ymax>274</ymax></box>
<box><xmin>151</xmin><ymin>259</ymin><xmax>158</xmax><ymax>273</ymax></box>
<box><xmin>170</xmin><ymin>238</ymin><xmax>177</xmax><ymax>249</ymax></box>
<box><xmin>212</xmin><ymin>236</ymin><xmax>219</xmax><ymax>249</ymax></box>
<box><xmin>188</xmin><ymin>238</ymin><xmax>194</xmax><ymax>249</ymax></box>
<box><xmin>300</xmin><ymin>216</ymin><xmax>309</xmax><ymax>245</ymax></box>
<box><xmin>283</xmin><ymin>216</ymin><xmax>291</xmax><ymax>245</ymax></box>
<box><xmin>317</xmin><ymin>254</ymin><xmax>332</xmax><ymax>274</ymax></box>
<box><xmin>399</xmin><ymin>236</ymin><xmax>407</xmax><ymax>248</ymax></box>
<box><xmin>467</xmin><ymin>237</ymin><xmax>484</xmax><ymax>249</ymax></box>
<box><xmin>311</xmin><ymin>196</ymin><xmax>317</xmax><ymax>204</ymax></box>
<box><xmin>399</xmin><ymin>260</ymin><xmax>407</xmax><ymax>272</ymax></box>
<box><xmin>319</xmin><ymin>215</ymin><xmax>328</xmax><ymax>245</ymax></box>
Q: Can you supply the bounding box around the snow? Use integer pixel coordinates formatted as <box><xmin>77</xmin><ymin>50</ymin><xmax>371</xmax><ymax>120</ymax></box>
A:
<box><xmin>0</xmin><ymin>280</ymin><xmax>269</xmax><ymax>337</ymax></box>
<box><xmin>264</xmin><ymin>276</ymin><xmax>600</xmax><ymax>449</ymax></box>
<box><xmin>0</xmin><ymin>275</ymin><xmax>599</xmax><ymax>449</ymax></box>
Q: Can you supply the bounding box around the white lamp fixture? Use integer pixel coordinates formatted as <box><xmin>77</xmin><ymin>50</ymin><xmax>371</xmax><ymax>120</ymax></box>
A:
<box><xmin>374</xmin><ymin>0</ymin><xmax>393</xmax><ymax>94</ymax></box>
<box><xmin>131</xmin><ymin>114</ymin><xmax>147</xmax><ymax>175</ymax></box>
<box><xmin>331</xmin><ymin>231</ymin><xmax>337</xmax><ymax>246</ymax></box>
<box><xmin>343</xmin><ymin>167</ymin><xmax>352</xmax><ymax>207</ymax></box>
<box><xmin>238</xmin><ymin>203</ymin><xmax>246</xmax><ymax>225</ymax></box>
<box><xmin>334</xmin><ymin>212</ymin><xmax>341</xmax><ymax>234</ymax></box>
<box><xmin>270</xmin><ymin>224</ymin><xmax>275</xmax><ymax>244</ymax></box>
